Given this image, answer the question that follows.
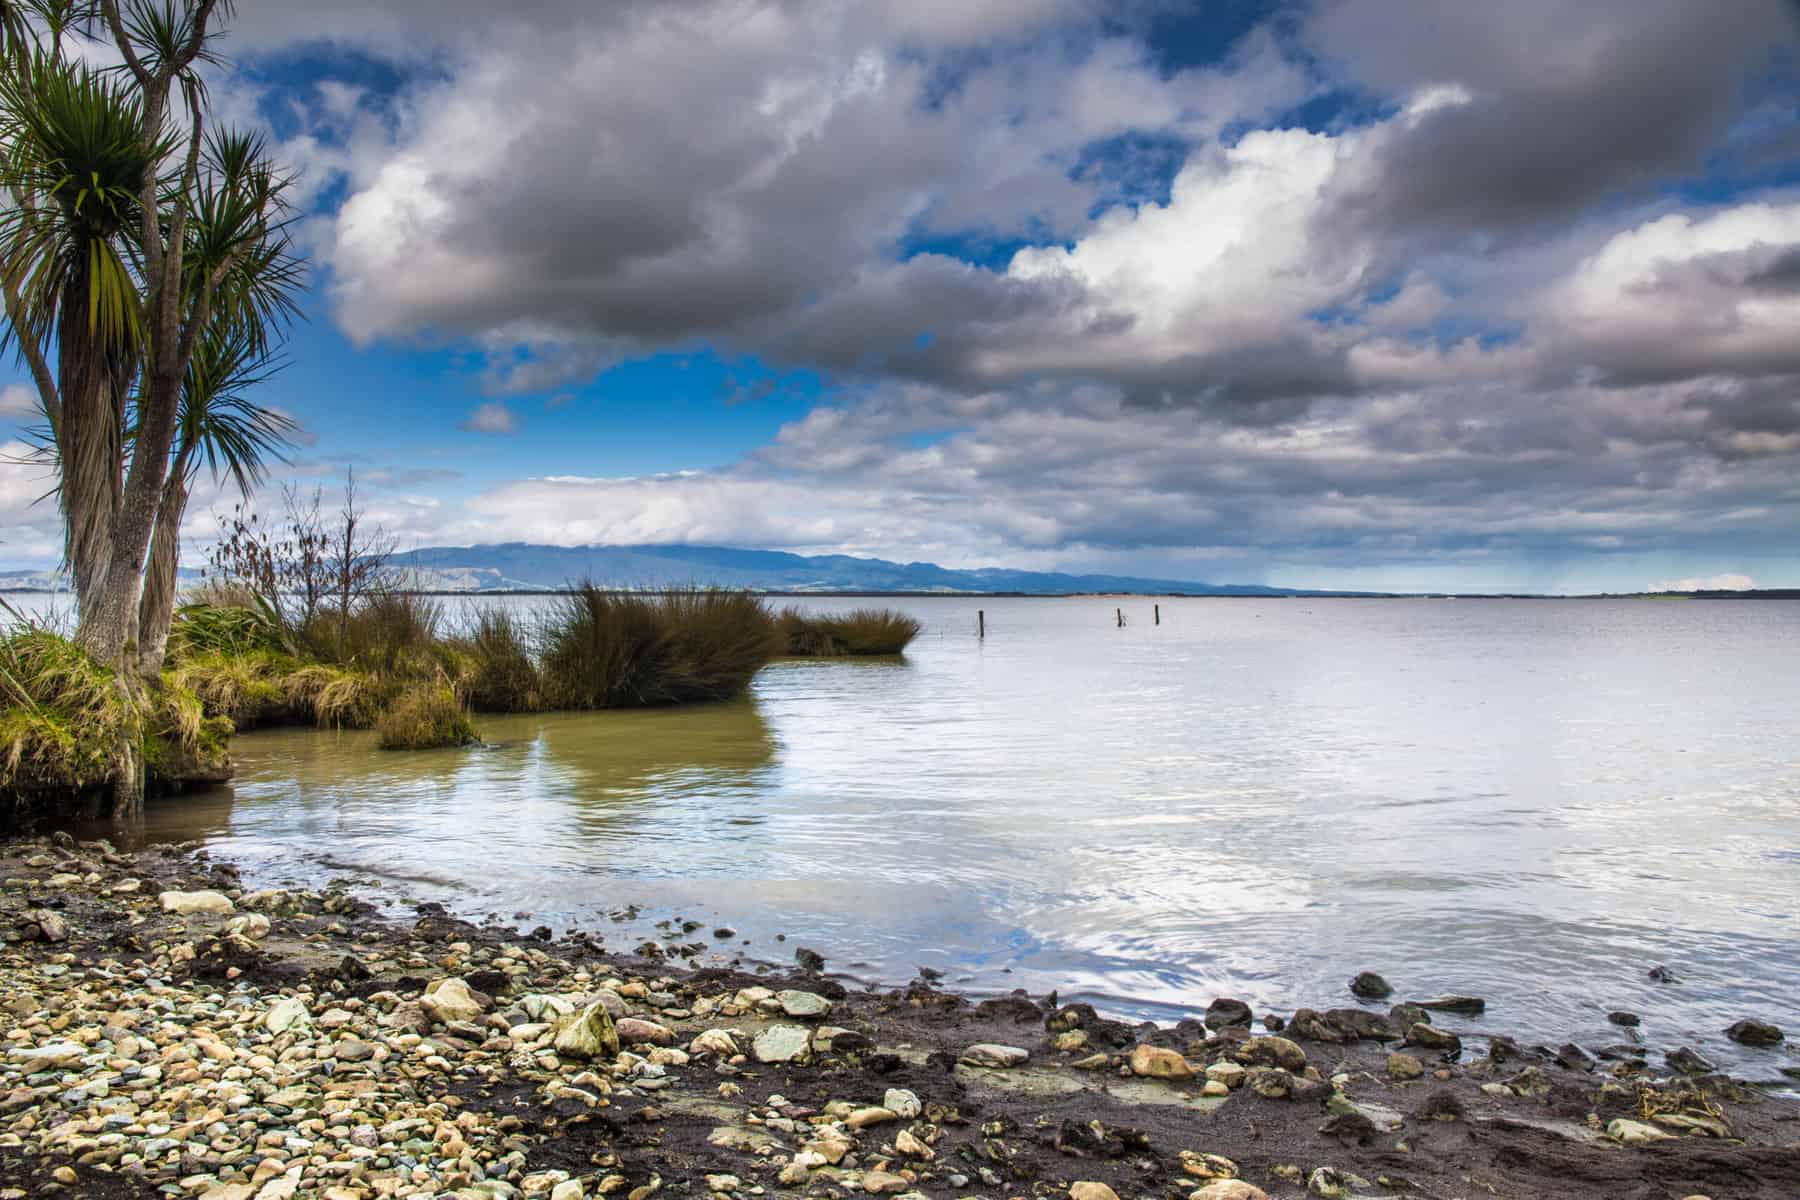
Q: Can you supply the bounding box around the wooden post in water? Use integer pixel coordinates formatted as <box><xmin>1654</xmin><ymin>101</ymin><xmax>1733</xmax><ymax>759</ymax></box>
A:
<box><xmin>1154</xmin><ymin>603</ymin><xmax>1160</xmax><ymax>626</ymax></box>
<box><xmin>1116</xmin><ymin>607</ymin><xmax>1124</xmax><ymax>628</ymax></box>
<box><xmin>978</xmin><ymin>609</ymin><xmax>985</xmax><ymax>639</ymax></box>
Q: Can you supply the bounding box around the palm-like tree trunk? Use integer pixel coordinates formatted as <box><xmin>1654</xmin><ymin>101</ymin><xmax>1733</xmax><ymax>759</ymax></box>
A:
<box><xmin>56</xmin><ymin>258</ymin><xmax>125</xmax><ymax>610</ymax></box>
<box><xmin>137</xmin><ymin>451</ymin><xmax>192</xmax><ymax>676</ymax></box>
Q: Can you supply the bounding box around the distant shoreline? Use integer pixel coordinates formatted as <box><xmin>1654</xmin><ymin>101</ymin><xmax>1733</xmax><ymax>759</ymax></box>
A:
<box><xmin>4</xmin><ymin>585</ymin><xmax>1798</xmax><ymax>601</ymax></box>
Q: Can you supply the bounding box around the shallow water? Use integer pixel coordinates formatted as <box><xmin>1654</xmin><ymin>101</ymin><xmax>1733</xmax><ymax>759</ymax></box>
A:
<box><xmin>34</xmin><ymin>594</ymin><xmax>1800</xmax><ymax>1078</ymax></box>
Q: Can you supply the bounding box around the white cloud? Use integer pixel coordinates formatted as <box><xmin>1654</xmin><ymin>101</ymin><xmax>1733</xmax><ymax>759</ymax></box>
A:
<box><xmin>458</xmin><ymin>402</ymin><xmax>520</xmax><ymax>434</ymax></box>
<box><xmin>1647</xmin><ymin>573</ymin><xmax>1756</xmax><ymax>592</ymax></box>
<box><xmin>1545</xmin><ymin>202</ymin><xmax>1800</xmax><ymax>381</ymax></box>
<box><xmin>0</xmin><ymin>383</ymin><xmax>38</xmax><ymax>419</ymax></box>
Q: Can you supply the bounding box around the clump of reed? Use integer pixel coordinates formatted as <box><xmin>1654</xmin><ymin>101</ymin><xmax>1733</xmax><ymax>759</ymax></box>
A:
<box><xmin>375</xmin><ymin>679</ymin><xmax>479</xmax><ymax>750</ymax></box>
<box><xmin>777</xmin><ymin>607</ymin><xmax>922</xmax><ymax>656</ymax></box>
<box><xmin>452</xmin><ymin>608</ymin><xmax>542</xmax><ymax>713</ymax></box>
<box><xmin>539</xmin><ymin>585</ymin><xmax>781</xmax><ymax>709</ymax></box>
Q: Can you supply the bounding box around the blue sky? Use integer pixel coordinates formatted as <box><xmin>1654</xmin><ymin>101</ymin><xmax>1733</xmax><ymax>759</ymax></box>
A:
<box><xmin>4</xmin><ymin>0</ymin><xmax>1800</xmax><ymax>594</ymax></box>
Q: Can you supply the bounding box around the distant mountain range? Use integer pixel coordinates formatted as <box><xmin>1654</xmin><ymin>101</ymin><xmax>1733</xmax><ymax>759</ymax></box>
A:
<box><xmin>377</xmin><ymin>543</ymin><xmax>1330</xmax><ymax>596</ymax></box>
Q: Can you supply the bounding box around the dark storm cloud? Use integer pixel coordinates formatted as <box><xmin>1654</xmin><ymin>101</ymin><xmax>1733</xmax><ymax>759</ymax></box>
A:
<box><xmin>1748</xmin><ymin>247</ymin><xmax>1800</xmax><ymax>293</ymax></box>
<box><xmin>1307</xmin><ymin>0</ymin><xmax>1800</xmax><ymax>236</ymax></box>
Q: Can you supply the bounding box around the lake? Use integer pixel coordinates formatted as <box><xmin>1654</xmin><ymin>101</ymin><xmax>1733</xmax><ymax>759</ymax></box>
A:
<box><xmin>19</xmin><ymin>593</ymin><xmax>1800</xmax><ymax>1078</ymax></box>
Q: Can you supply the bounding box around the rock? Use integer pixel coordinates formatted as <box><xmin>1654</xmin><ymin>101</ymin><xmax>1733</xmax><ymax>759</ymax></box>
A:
<box><xmin>1405</xmin><ymin>1022</ymin><xmax>1461</xmax><ymax>1054</ymax></box>
<box><xmin>1247</xmin><ymin>1067</ymin><xmax>1296</xmax><ymax>1099</ymax></box>
<box><xmin>1607</xmin><ymin>1011</ymin><xmax>1641</xmax><ymax>1027</ymax></box>
<box><xmin>794</xmin><ymin>946</ymin><xmax>826</xmax><ymax>971</ymax></box>
<box><xmin>1205</xmin><ymin>997</ymin><xmax>1253</xmax><ymax>1029</ymax></box>
<box><xmin>1386</xmin><ymin>1052</ymin><xmax>1424</xmax><ymax>1080</ymax></box>
<box><xmin>551</xmin><ymin>1184</ymin><xmax>585</xmax><ymax>1200</ymax></box>
<box><xmin>1189</xmin><ymin>1183</ymin><xmax>1268</xmax><ymax>1200</ymax></box>
<box><xmin>1069</xmin><ymin>1184</ymin><xmax>1119</xmax><ymax>1200</ymax></box>
<box><xmin>1507</xmin><ymin>1065</ymin><xmax>1552</xmax><ymax>1099</ymax></box>
<box><xmin>1051</xmin><ymin>1029</ymin><xmax>1089</xmax><ymax>1052</ymax></box>
<box><xmin>1205</xmin><ymin>1061</ymin><xmax>1246</xmax><ymax>1088</ymax></box>
<box><xmin>616</xmin><ymin>1018</ymin><xmax>675</xmax><ymax>1046</ymax></box>
<box><xmin>1666</xmin><ymin>1046</ymin><xmax>1715</xmax><ymax>1075</ymax></box>
<box><xmin>883</xmin><ymin>1088</ymin><xmax>922</xmax><ymax>1118</ymax></box>
<box><xmin>688</xmin><ymin>1029</ymin><xmax>738</xmax><ymax>1057</ymax></box>
<box><xmin>200</xmin><ymin>1186</ymin><xmax>256</xmax><ymax>1200</ymax></box>
<box><xmin>1177</xmin><ymin>1151</ymin><xmax>1238</xmax><ymax>1180</ymax></box>
<box><xmin>8</xmin><ymin>1043</ymin><xmax>86</xmax><ymax>1068</ymax></box>
<box><xmin>263</xmin><ymin>997</ymin><xmax>310</xmax><ymax>1034</ymax></box>
<box><xmin>554</xmin><ymin>1000</ymin><xmax>622</xmax><ymax>1060</ymax></box>
<box><xmin>895</xmin><ymin>1129</ymin><xmax>933</xmax><ymax>1159</ymax></box>
<box><xmin>752</xmin><ymin>1025</ymin><xmax>813</xmax><ymax>1064</ymax></box>
<box><xmin>422</xmin><ymin>977</ymin><xmax>485</xmax><ymax>1024</ymax></box>
<box><xmin>846</xmin><ymin>1106</ymin><xmax>897</xmax><ymax>1129</ymax></box>
<box><xmin>1306</xmin><ymin>1167</ymin><xmax>1361</xmax><ymax>1198</ymax></box>
<box><xmin>1235</xmin><ymin>1036</ymin><xmax>1307</xmax><ymax>1072</ymax></box>
<box><xmin>861</xmin><ymin>1171</ymin><xmax>908</xmax><ymax>1195</ymax></box>
<box><xmin>21</xmin><ymin>908</ymin><xmax>67</xmax><ymax>942</ymax></box>
<box><xmin>1324</xmin><ymin>1007</ymin><xmax>1402</xmax><ymax>1041</ymax></box>
<box><xmin>1414</xmin><ymin>994</ymin><xmax>1485</xmax><ymax>1016</ymax></box>
<box><xmin>1726</xmin><ymin>1019</ymin><xmax>1784</xmax><ymax>1047</ymax></box>
<box><xmin>1349</xmin><ymin>971</ymin><xmax>1392</xmax><ymax>999</ymax></box>
<box><xmin>1128</xmin><ymin>1044</ymin><xmax>1194</xmax><ymax>1079</ymax></box>
<box><xmin>1288</xmin><ymin>1008</ymin><xmax>1349</xmax><ymax>1044</ymax></box>
<box><xmin>1607</xmin><ymin>1118</ymin><xmax>1675</xmax><ymax>1145</ymax></box>
<box><xmin>160</xmin><ymin>889</ymin><xmax>235</xmax><ymax>915</ymax></box>
<box><xmin>225</xmin><ymin>914</ymin><xmax>271</xmax><ymax>940</ymax></box>
<box><xmin>331</xmin><ymin>1038</ymin><xmax>376</xmax><ymax>1062</ymax></box>
<box><xmin>1648</xmin><ymin>964</ymin><xmax>1678</xmax><ymax>983</ymax></box>
<box><xmin>960</xmin><ymin>1042</ymin><xmax>1029</xmax><ymax>1068</ymax></box>
<box><xmin>776</xmin><ymin>990</ymin><xmax>832</xmax><ymax>1018</ymax></box>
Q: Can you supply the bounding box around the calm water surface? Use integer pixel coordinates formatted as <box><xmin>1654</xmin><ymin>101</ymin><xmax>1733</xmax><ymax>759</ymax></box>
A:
<box><xmin>33</xmin><ymin>595</ymin><xmax>1800</xmax><ymax>1077</ymax></box>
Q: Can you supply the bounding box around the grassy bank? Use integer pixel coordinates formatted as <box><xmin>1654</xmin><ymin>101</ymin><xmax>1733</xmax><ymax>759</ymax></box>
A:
<box><xmin>1</xmin><ymin>621</ymin><xmax>231</xmax><ymax>815</ymax></box>
<box><xmin>2</xmin><ymin>586</ymin><xmax>921</xmax><ymax>809</ymax></box>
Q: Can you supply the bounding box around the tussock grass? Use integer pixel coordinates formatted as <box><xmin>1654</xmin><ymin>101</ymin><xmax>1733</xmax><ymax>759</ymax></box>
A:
<box><xmin>541</xmin><ymin>585</ymin><xmax>781</xmax><ymax>709</ymax></box>
<box><xmin>376</xmin><ymin>679</ymin><xmax>479</xmax><ymax>750</ymax></box>
<box><xmin>778</xmin><ymin>607</ymin><xmax>922</xmax><ymax>656</ymax></box>
<box><xmin>279</xmin><ymin>663</ymin><xmax>385</xmax><ymax>729</ymax></box>
<box><xmin>0</xmin><ymin>624</ymin><xmax>217</xmax><ymax>801</ymax></box>
<box><xmin>454</xmin><ymin>607</ymin><xmax>542</xmax><ymax>713</ymax></box>
<box><xmin>0</xmin><ymin>628</ymin><xmax>132</xmax><ymax>793</ymax></box>
<box><xmin>167</xmin><ymin>650</ymin><xmax>293</xmax><ymax>728</ymax></box>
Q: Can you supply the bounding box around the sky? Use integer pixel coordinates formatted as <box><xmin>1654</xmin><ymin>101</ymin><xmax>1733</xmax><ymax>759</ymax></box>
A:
<box><xmin>4</xmin><ymin>0</ymin><xmax>1800</xmax><ymax>593</ymax></box>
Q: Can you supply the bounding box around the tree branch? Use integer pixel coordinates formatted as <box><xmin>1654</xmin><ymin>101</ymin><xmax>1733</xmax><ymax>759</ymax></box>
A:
<box><xmin>98</xmin><ymin>0</ymin><xmax>152</xmax><ymax>89</ymax></box>
<box><xmin>0</xmin><ymin>264</ymin><xmax>61</xmax><ymax>433</ymax></box>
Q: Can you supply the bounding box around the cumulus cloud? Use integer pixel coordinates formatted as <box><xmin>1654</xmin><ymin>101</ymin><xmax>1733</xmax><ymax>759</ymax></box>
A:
<box><xmin>458</xmin><ymin>402</ymin><xmax>521</xmax><ymax>435</ymax></box>
<box><xmin>8</xmin><ymin>0</ymin><xmax>1775</xmax><ymax>588</ymax></box>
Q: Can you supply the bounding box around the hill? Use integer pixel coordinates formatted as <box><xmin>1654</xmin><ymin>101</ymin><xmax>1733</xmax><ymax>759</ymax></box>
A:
<box><xmin>383</xmin><ymin>543</ymin><xmax>1326</xmax><ymax>596</ymax></box>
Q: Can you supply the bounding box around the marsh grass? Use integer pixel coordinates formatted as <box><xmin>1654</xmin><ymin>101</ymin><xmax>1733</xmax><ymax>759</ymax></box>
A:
<box><xmin>375</xmin><ymin>679</ymin><xmax>479</xmax><ymax>750</ymax></box>
<box><xmin>454</xmin><ymin>607</ymin><xmax>542</xmax><ymax>712</ymax></box>
<box><xmin>540</xmin><ymin>585</ymin><xmax>781</xmax><ymax>708</ymax></box>
<box><xmin>778</xmin><ymin>606</ymin><xmax>922</xmax><ymax>656</ymax></box>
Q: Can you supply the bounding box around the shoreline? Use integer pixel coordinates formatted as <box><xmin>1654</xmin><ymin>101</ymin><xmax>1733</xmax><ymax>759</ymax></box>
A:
<box><xmin>2</xmin><ymin>835</ymin><xmax>1797</xmax><ymax>1200</ymax></box>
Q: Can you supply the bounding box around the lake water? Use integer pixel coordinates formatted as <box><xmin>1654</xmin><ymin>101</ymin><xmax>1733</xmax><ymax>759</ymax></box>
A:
<box><xmin>19</xmin><ymin>593</ymin><xmax>1800</xmax><ymax>1079</ymax></box>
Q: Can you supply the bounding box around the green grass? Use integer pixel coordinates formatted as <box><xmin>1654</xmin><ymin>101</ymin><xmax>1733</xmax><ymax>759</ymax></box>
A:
<box><xmin>778</xmin><ymin>607</ymin><xmax>922</xmax><ymax>655</ymax></box>
<box><xmin>375</xmin><ymin>679</ymin><xmax>479</xmax><ymax>750</ymax></box>
<box><xmin>540</xmin><ymin>585</ymin><xmax>782</xmax><ymax>709</ymax></box>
